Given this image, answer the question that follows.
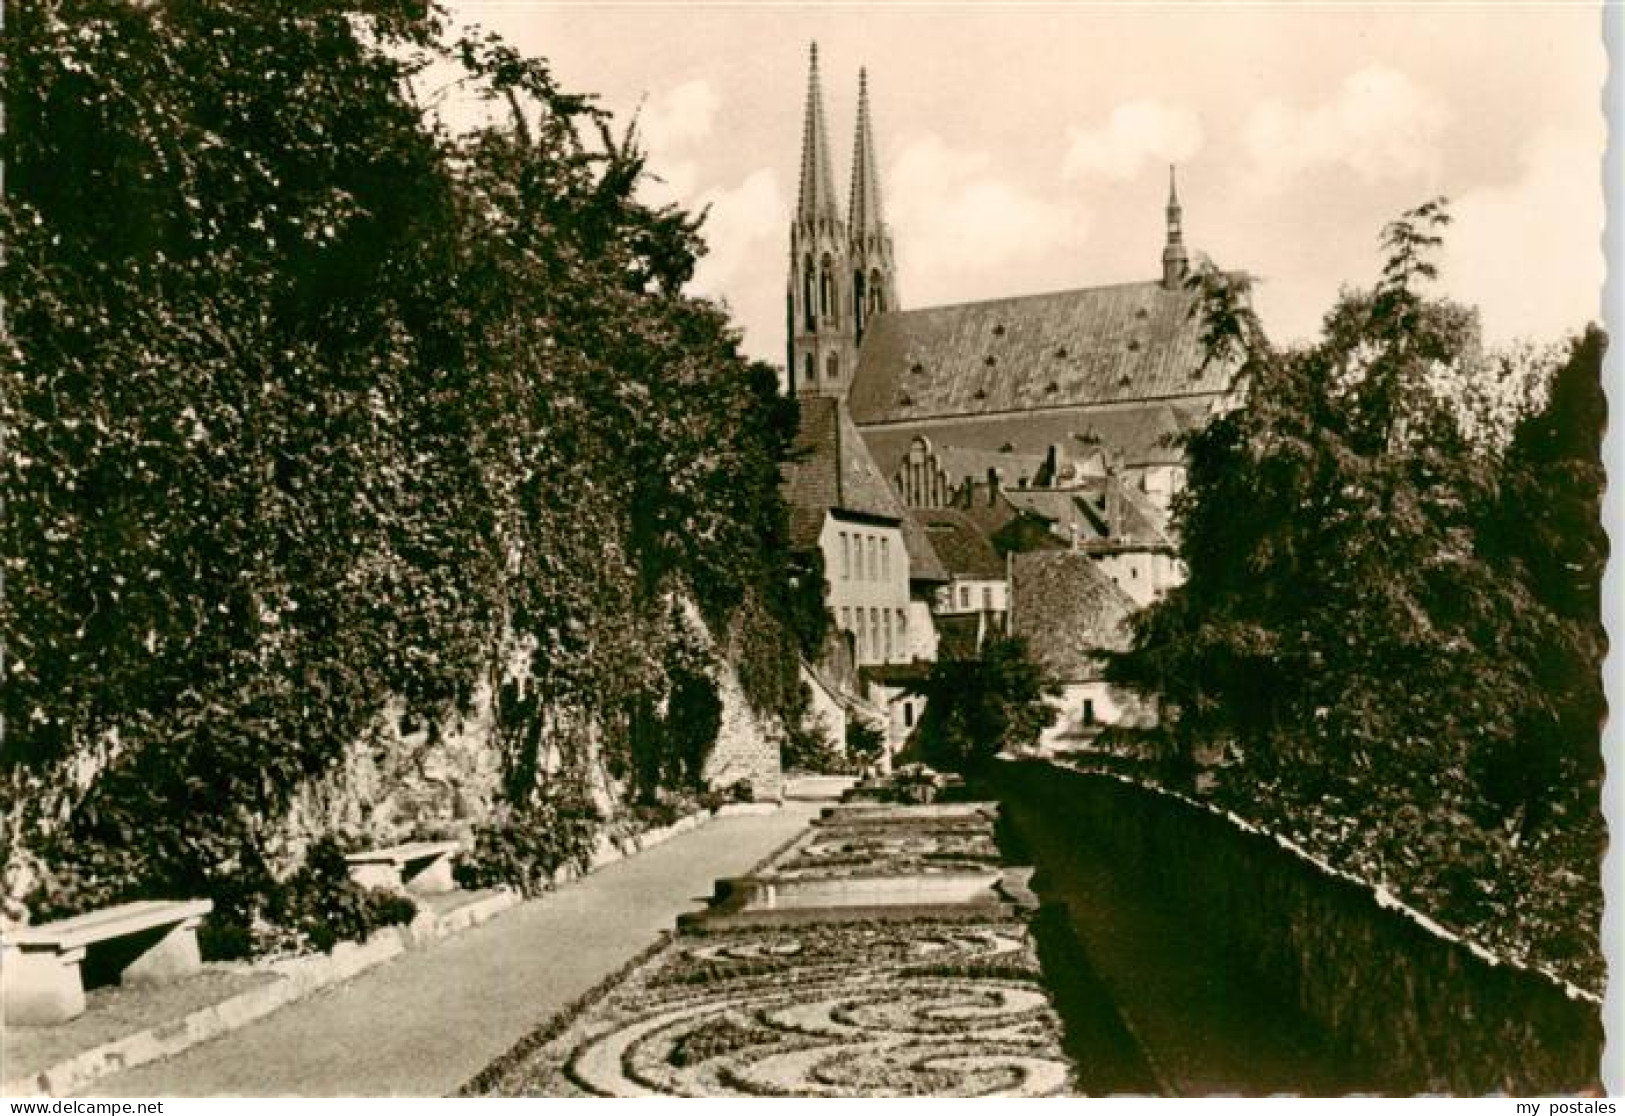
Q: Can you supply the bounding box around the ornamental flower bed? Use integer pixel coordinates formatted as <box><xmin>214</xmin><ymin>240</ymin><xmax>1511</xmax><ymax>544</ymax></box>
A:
<box><xmin>766</xmin><ymin>828</ymin><xmax>1003</xmax><ymax>881</ymax></box>
<box><xmin>470</xmin><ymin>786</ymin><xmax>1081</xmax><ymax>1097</ymax></box>
<box><xmin>470</xmin><ymin>921</ymin><xmax>1074</xmax><ymax>1097</ymax></box>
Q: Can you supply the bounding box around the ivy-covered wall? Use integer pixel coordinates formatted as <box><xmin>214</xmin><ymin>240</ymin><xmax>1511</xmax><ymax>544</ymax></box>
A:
<box><xmin>0</xmin><ymin>4</ymin><xmax>815</xmax><ymax>949</ymax></box>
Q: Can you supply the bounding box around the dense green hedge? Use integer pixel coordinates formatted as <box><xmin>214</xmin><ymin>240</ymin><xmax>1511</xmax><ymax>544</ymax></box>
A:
<box><xmin>1</xmin><ymin>2</ymin><xmax>813</xmax><ymax>945</ymax></box>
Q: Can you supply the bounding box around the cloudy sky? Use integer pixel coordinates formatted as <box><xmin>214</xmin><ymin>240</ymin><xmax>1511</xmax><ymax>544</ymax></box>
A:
<box><xmin>448</xmin><ymin>1</ymin><xmax>1607</xmax><ymax>366</ymax></box>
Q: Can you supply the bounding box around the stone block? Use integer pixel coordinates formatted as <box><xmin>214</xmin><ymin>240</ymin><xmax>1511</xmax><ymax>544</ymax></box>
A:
<box><xmin>120</xmin><ymin>916</ymin><xmax>205</xmax><ymax>987</ymax></box>
<box><xmin>2</xmin><ymin>943</ymin><xmax>88</xmax><ymax>1026</ymax></box>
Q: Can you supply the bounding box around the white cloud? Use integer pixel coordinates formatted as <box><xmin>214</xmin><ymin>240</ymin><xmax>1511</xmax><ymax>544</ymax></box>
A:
<box><xmin>1442</xmin><ymin>126</ymin><xmax>1604</xmax><ymax>344</ymax></box>
<box><xmin>634</xmin><ymin>80</ymin><xmax>720</xmax><ymax>207</ymax></box>
<box><xmin>637</xmin><ymin>79</ymin><xmax>719</xmax><ymax>152</ymax></box>
<box><xmin>1243</xmin><ymin>65</ymin><xmax>1453</xmax><ymax>193</ymax></box>
<box><xmin>888</xmin><ymin>134</ymin><xmax>1090</xmax><ymax>305</ymax></box>
<box><xmin>1062</xmin><ymin>100</ymin><xmax>1204</xmax><ymax>182</ymax></box>
<box><xmin>687</xmin><ymin>169</ymin><xmax>790</xmax><ymax>364</ymax></box>
<box><xmin>690</xmin><ymin>168</ymin><xmax>787</xmax><ymax>297</ymax></box>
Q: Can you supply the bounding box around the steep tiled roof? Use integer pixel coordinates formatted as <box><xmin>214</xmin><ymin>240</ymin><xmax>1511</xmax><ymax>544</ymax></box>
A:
<box><xmin>849</xmin><ymin>279</ymin><xmax>1232</xmax><ymax>425</ymax></box>
<box><xmin>1002</xmin><ymin>488</ymin><xmax>1110</xmax><ymax>544</ymax></box>
<box><xmin>933</xmin><ymin>445</ymin><xmax>1047</xmax><ymax>490</ymax></box>
<box><xmin>1112</xmin><ymin>483</ymin><xmax>1173</xmax><ymax>547</ymax></box>
<box><xmin>781</xmin><ymin>396</ymin><xmax>845</xmax><ymax>548</ymax></box>
<box><xmin>1000</xmin><ymin>478</ymin><xmax>1173</xmax><ymax>550</ymax></box>
<box><xmin>1011</xmin><ymin>551</ymin><xmax>1138</xmax><ymax>681</ymax></box>
<box><xmin>857</xmin><ymin>400</ymin><xmax>1206</xmax><ymax>483</ymax></box>
<box><xmin>918</xmin><ymin>509</ymin><xmax>1005</xmax><ymax>579</ymax></box>
<box><xmin>780</xmin><ymin>397</ymin><xmax>947</xmax><ymax>581</ymax></box>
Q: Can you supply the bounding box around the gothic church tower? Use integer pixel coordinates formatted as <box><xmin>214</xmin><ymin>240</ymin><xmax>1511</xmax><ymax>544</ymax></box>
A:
<box><xmin>787</xmin><ymin>44</ymin><xmax>854</xmax><ymax>398</ymax></box>
<box><xmin>848</xmin><ymin>68</ymin><xmax>897</xmax><ymax>351</ymax></box>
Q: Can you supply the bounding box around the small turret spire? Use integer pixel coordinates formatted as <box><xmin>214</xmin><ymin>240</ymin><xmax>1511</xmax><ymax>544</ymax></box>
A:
<box><xmin>796</xmin><ymin>42</ymin><xmax>840</xmax><ymax>224</ymax></box>
<box><xmin>1162</xmin><ymin>164</ymin><xmax>1189</xmax><ymax>289</ymax></box>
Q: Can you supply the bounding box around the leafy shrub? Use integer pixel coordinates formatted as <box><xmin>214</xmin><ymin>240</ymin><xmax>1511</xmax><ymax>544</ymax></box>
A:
<box><xmin>782</xmin><ymin>713</ymin><xmax>843</xmax><ymax>774</ymax></box>
<box><xmin>845</xmin><ymin>719</ymin><xmax>887</xmax><ymax>768</ymax></box>
<box><xmin>268</xmin><ymin>838</ymin><xmax>418</xmax><ymax>955</ymax></box>
<box><xmin>454</xmin><ymin>792</ymin><xmax>603</xmax><ymax>897</ymax></box>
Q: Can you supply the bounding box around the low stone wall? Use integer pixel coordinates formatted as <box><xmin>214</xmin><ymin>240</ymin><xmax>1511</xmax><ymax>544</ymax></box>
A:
<box><xmin>1001</xmin><ymin>761</ymin><xmax>1602</xmax><ymax>1094</ymax></box>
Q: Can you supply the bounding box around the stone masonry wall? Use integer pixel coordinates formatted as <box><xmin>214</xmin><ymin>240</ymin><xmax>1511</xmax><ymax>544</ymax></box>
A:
<box><xmin>1006</xmin><ymin>761</ymin><xmax>1602</xmax><ymax>1093</ymax></box>
<box><xmin>284</xmin><ymin>601</ymin><xmax>786</xmax><ymax>861</ymax></box>
<box><xmin>702</xmin><ymin>647</ymin><xmax>785</xmax><ymax>802</ymax></box>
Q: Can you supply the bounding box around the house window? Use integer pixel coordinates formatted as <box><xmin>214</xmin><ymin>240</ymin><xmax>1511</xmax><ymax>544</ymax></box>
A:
<box><xmin>1083</xmin><ymin>699</ymin><xmax>1097</xmax><ymax>726</ymax></box>
<box><xmin>840</xmin><ymin>607</ymin><xmax>851</xmax><ymax>637</ymax></box>
<box><xmin>869</xmin><ymin>608</ymin><xmax>880</xmax><ymax>662</ymax></box>
<box><xmin>959</xmin><ymin>585</ymin><xmax>971</xmax><ymax>610</ymax></box>
<box><xmin>982</xmin><ymin>586</ymin><xmax>993</xmax><ymax>611</ymax></box>
<box><xmin>904</xmin><ymin>702</ymin><xmax>914</xmax><ymax>728</ymax></box>
<box><xmin>897</xmin><ymin>608</ymin><xmax>907</xmax><ymax>646</ymax></box>
<box><xmin>869</xmin><ymin>536</ymin><xmax>880</xmax><ymax>580</ymax></box>
<box><xmin>881</xmin><ymin>538</ymin><xmax>890</xmax><ymax>581</ymax></box>
<box><xmin>840</xmin><ymin>532</ymin><xmax>850</xmax><ymax>580</ymax></box>
<box><xmin>883</xmin><ymin>610</ymin><xmax>893</xmax><ymax>660</ymax></box>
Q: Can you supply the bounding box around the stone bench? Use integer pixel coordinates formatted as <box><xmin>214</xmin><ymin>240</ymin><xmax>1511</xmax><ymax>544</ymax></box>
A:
<box><xmin>2</xmin><ymin>899</ymin><xmax>212</xmax><ymax>1026</ymax></box>
<box><xmin>344</xmin><ymin>840</ymin><xmax>461</xmax><ymax>895</ymax></box>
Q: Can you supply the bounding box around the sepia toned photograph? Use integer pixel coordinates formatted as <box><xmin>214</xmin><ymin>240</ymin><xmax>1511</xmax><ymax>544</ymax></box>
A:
<box><xmin>0</xmin><ymin>0</ymin><xmax>1615</xmax><ymax>1099</ymax></box>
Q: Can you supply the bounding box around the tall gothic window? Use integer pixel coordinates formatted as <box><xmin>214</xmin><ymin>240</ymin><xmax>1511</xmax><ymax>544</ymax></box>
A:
<box><xmin>803</xmin><ymin>352</ymin><xmax>814</xmax><ymax>388</ymax></box>
<box><xmin>819</xmin><ymin>255</ymin><xmax>833</xmax><ymax>319</ymax></box>
<box><xmin>870</xmin><ymin>269</ymin><xmax>885</xmax><ymax>312</ymax></box>
<box><xmin>802</xmin><ymin>254</ymin><xmax>815</xmax><ymax>331</ymax></box>
<box><xmin>826</xmin><ymin>352</ymin><xmax>840</xmax><ymax>382</ymax></box>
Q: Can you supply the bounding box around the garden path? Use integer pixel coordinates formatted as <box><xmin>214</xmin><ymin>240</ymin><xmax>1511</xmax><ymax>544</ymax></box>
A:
<box><xmin>81</xmin><ymin>802</ymin><xmax>820</xmax><ymax>1097</ymax></box>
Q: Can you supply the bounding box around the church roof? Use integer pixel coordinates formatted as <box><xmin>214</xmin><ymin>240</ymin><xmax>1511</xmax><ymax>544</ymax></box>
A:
<box><xmin>848</xmin><ymin>278</ymin><xmax>1232</xmax><ymax>426</ymax></box>
<box><xmin>1011</xmin><ymin>551</ymin><xmax>1139</xmax><ymax>682</ymax></box>
<box><xmin>781</xmin><ymin>397</ymin><xmax>948</xmax><ymax>582</ymax></box>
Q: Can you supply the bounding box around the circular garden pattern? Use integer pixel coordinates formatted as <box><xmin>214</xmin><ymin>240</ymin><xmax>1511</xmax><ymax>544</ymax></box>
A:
<box><xmin>479</xmin><ymin>923</ymin><xmax>1075</xmax><ymax>1097</ymax></box>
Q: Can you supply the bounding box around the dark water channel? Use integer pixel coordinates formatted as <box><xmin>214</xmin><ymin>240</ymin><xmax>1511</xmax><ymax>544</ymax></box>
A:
<box><xmin>984</xmin><ymin>762</ymin><xmax>1402</xmax><ymax>1096</ymax></box>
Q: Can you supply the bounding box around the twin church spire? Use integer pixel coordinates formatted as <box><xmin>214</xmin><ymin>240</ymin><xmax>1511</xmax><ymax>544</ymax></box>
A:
<box><xmin>789</xmin><ymin>44</ymin><xmax>896</xmax><ymax>399</ymax></box>
<box><xmin>789</xmin><ymin>44</ymin><xmax>1194</xmax><ymax>398</ymax></box>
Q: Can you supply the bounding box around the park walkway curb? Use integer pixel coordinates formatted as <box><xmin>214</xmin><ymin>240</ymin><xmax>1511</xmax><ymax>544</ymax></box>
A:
<box><xmin>3</xmin><ymin>801</ymin><xmax>776</xmax><ymax>1098</ymax></box>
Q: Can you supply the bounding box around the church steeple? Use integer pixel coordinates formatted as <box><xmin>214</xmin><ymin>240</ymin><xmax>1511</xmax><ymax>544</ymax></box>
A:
<box><xmin>1161</xmin><ymin>164</ymin><xmax>1189</xmax><ymax>289</ymax></box>
<box><xmin>848</xmin><ymin>67</ymin><xmax>898</xmax><ymax>347</ymax></box>
<box><xmin>796</xmin><ymin>42</ymin><xmax>841</xmax><ymax>227</ymax></box>
<box><xmin>787</xmin><ymin>43</ymin><xmax>854</xmax><ymax>398</ymax></box>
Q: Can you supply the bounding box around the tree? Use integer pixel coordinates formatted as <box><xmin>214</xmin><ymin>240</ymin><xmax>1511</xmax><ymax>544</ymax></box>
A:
<box><xmin>907</xmin><ymin>636</ymin><xmax>1058</xmax><ymax>772</ymax></box>
<box><xmin>1475</xmin><ymin>326</ymin><xmax>1607</xmax><ymax>826</ymax></box>
<box><xmin>1105</xmin><ymin>199</ymin><xmax>1606</xmax><ymax>985</ymax></box>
